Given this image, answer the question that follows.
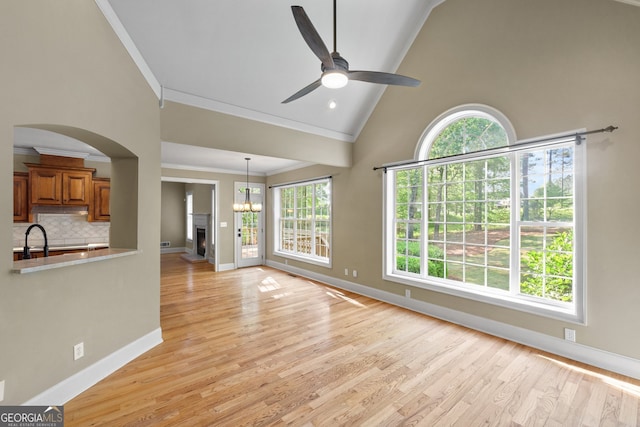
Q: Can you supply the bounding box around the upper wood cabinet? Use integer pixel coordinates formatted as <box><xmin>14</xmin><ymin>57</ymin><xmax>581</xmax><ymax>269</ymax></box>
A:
<box><xmin>16</xmin><ymin>156</ymin><xmax>110</xmax><ymax>223</ymax></box>
<box><xmin>90</xmin><ymin>178</ymin><xmax>110</xmax><ymax>222</ymax></box>
<box><xmin>27</xmin><ymin>164</ymin><xmax>94</xmax><ymax>206</ymax></box>
<box><xmin>13</xmin><ymin>172</ymin><xmax>29</xmax><ymax>222</ymax></box>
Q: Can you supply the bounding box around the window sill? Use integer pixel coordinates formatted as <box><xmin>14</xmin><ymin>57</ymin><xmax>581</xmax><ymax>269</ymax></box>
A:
<box><xmin>384</xmin><ymin>272</ymin><xmax>584</xmax><ymax>325</ymax></box>
<box><xmin>275</xmin><ymin>250</ymin><xmax>331</xmax><ymax>268</ymax></box>
<box><xmin>12</xmin><ymin>248</ymin><xmax>138</xmax><ymax>274</ymax></box>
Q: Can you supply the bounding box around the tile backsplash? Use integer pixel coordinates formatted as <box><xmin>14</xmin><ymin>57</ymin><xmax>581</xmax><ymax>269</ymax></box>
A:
<box><xmin>13</xmin><ymin>214</ymin><xmax>109</xmax><ymax>248</ymax></box>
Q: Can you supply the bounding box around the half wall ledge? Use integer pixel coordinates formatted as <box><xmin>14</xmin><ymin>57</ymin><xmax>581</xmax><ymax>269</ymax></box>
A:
<box><xmin>12</xmin><ymin>248</ymin><xmax>138</xmax><ymax>274</ymax></box>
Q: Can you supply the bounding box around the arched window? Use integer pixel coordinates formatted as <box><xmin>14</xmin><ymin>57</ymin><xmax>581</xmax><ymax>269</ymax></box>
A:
<box><xmin>384</xmin><ymin>105</ymin><xmax>584</xmax><ymax>322</ymax></box>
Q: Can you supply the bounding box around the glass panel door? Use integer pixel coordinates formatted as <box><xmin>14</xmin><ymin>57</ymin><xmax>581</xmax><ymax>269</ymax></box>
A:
<box><xmin>235</xmin><ymin>183</ymin><xmax>264</xmax><ymax>268</ymax></box>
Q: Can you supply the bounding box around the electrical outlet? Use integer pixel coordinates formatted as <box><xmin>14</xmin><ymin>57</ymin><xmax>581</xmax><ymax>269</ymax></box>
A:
<box><xmin>352</xmin><ymin>270</ymin><xmax>357</xmax><ymax>278</ymax></box>
<box><xmin>405</xmin><ymin>289</ymin><xmax>411</xmax><ymax>298</ymax></box>
<box><xmin>0</xmin><ymin>380</ymin><xmax>5</xmax><ymax>402</ymax></box>
<box><xmin>344</xmin><ymin>268</ymin><xmax>348</xmax><ymax>276</ymax></box>
<box><xmin>564</xmin><ymin>328</ymin><xmax>576</xmax><ymax>342</ymax></box>
<box><xmin>74</xmin><ymin>342</ymin><xmax>84</xmax><ymax>360</ymax></box>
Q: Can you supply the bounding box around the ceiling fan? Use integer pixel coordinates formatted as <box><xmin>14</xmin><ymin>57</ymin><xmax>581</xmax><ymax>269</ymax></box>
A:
<box><xmin>282</xmin><ymin>0</ymin><xmax>421</xmax><ymax>104</ymax></box>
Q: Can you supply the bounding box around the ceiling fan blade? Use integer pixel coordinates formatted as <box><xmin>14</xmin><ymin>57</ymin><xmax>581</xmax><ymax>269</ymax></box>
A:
<box><xmin>291</xmin><ymin>6</ymin><xmax>334</xmax><ymax>69</ymax></box>
<box><xmin>282</xmin><ymin>79</ymin><xmax>322</xmax><ymax>104</ymax></box>
<box><xmin>348</xmin><ymin>70</ymin><xmax>421</xmax><ymax>87</ymax></box>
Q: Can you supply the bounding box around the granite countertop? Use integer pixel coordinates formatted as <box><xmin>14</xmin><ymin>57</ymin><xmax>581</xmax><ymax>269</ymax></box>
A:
<box><xmin>12</xmin><ymin>248</ymin><xmax>138</xmax><ymax>274</ymax></box>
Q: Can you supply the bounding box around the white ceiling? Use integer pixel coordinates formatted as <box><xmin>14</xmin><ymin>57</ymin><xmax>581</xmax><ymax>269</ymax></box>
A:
<box><xmin>105</xmin><ymin>0</ymin><xmax>435</xmax><ymax>141</ymax></box>
<box><xmin>14</xmin><ymin>1</ymin><xmax>439</xmax><ymax>175</ymax></box>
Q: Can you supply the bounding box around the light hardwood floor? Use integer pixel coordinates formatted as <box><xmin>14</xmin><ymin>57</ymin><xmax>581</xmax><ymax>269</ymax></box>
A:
<box><xmin>65</xmin><ymin>254</ymin><xmax>640</xmax><ymax>426</ymax></box>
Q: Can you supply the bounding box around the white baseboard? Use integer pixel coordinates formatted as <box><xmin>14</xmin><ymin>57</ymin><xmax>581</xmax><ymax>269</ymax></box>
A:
<box><xmin>161</xmin><ymin>247</ymin><xmax>187</xmax><ymax>254</ymax></box>
<box><xmin>24</xmin><ymin>328</ymin><xmax>163</xmax><ymax>405</ymax></box>
<box><xmin>266</xmin><ymin>260</ymin><xmax>640</xmax><ymax>380</ymax></box>
<box><xmin>218</xmin><ymin>263</ymin><xmax>235</xmax><ymax>272</ymax></box>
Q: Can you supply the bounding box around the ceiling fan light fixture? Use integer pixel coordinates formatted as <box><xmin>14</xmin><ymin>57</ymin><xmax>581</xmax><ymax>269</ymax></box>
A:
<box><xmin>321</xmin><ymin>70</ymin><xmax>348</xmax><ymax>89</ymax></box>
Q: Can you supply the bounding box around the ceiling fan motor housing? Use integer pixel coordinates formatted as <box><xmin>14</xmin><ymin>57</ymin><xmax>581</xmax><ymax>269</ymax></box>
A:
<box><xmin>322</xmin><ymin>53</ymin><xmax>349</xmax><ymax>72</ymax></box>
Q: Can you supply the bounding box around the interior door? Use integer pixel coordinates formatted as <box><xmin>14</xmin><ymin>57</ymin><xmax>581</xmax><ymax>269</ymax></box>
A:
<box><xmin>235</xmin><ymin>183</ymin><xmax>264</xmax><ymax>268</ymax></box>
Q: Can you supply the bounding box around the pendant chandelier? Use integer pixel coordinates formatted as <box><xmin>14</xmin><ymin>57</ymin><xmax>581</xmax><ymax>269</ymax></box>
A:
<box><xmin>233</xmin><ymin>157</ymin><xmax>262</xmax><ymax>212</ymax></box>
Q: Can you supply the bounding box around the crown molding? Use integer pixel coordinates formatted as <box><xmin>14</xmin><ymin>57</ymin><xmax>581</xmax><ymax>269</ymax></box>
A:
<box><xmin>94</xmin><ymin>0</ymin><xmax>161</xmax><ymax>98</ymax></box>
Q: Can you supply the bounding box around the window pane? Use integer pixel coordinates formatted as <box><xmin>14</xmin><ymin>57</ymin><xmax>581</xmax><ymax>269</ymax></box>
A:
<box><xmin>465</xmin><ymin>245</ymin><xmax>485</xmax><ymax>265</ymax></box>
<box><xmin>464</xmin><ymin>202</ymin><xmax>486</xmax><ymax>223</ymax></box>
<box><xmin>487</xmin><ymin>268</ymin><xmax>509</xmax><ymax>290</ymax></box>
<box><xmin>466</xmin><ymin>159</ymin><xmax>486</xmax><ymax>173</ymax></box>
<box><xmin>464</xmin><ymin>180</ymin><xmax>485</xmax><ymax>202</ymax></box>
<box><xmin>428</xmin><ymin>223</ymin><xmax>444</xmax><ymax>241</ymax></box>
<box><xmin>445</xmin><ymin>227</ymin><xmax>464</xmax><ymax>243</ymax></box>
<box><xmin>446</xmin><ymin>163</ymin><xmax>464</xmax><ymax>182</ymax></box>
<box><xmin>487</xmin><ymin>157</ymin><xmax>511</xmax><ymax>178</ymax></box>
<box><xmin>465</xmin><ymin>265</ymin><xmax>485</xmax><ymax>286</ymax></box>
<box><xmin>445</xmin><ymin>202</ymin><xmax>464</xmax><ymax>222</ymax></box>
<box><xmin>547</xmin><ymin>197</ymin><xmax>573</xmax><ymax>222</ymax></box>
<box><xmin>519</xmin><ymin>226</ymin><xmax>573</xmax><ymax>302</ymax></box>
<box><xmin>428</xmin><ymin>117</ymin><xmax>508</xmax><ymax>159</ymax></box>
<box><xmin>487</xmin><ymin>245</ymin><xmax>510</xmax><ymax>268</ymax></box>
<box><xmin>445</xmin><ymin>183</ymin><xmax>463</xmax><ymax>201</ymax></box>
<box><xmin>428</xmin><ymin>166</ymin><xmax>445</xmax><ymax>183</ymax></box>
<box><xmin>446</xmin><ymin>243</ymin><xmax>464</xmax><ymax>263</ymax></box>
<box><xmin>446</xmin><ymin>261</ymin><xmax>463</xmax><ymax>281</ymax></box>
<box><xmin>486</xmin><ymin>179</ymin><xmax>510</xmax><ymax>201</ymax></box>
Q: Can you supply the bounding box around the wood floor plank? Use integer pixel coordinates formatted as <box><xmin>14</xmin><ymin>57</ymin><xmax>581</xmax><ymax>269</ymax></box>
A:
<box><xmin>63</xmin><ymin>254</ymin><xmax>640</xmax><ymax>426</ymax></box>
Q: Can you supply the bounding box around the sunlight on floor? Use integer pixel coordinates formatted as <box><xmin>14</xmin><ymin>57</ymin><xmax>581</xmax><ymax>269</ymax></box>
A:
<box><xmin>258</xmin><ymin>276</ymin><xmax>294</xmax><ymax>299</ymax></box>
<box><xmin>259</xmin><ymin>276</ymin><xmax>282</xmax><ymax>292</ymax></box>
<box><xmin>324</xmin><ymin>287</ymin><xmax>367</xmax><ymax>308</ymax></box>
<box><xmin>540</xmin><ymin>355</ymin><xmax>640</xmax><ymax>397</ymax></box>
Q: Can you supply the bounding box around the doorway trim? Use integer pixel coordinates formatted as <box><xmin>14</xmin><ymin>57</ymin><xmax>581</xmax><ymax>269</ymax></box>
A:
<box><xmin>161</xmin><ymin>177</ymin><xmax>220</xmax><ymax>271</ymax></box>
<box><xmin>234</xmin><ymin>181</ymin><xmax>265</xmax><ymax>268</ymax></box>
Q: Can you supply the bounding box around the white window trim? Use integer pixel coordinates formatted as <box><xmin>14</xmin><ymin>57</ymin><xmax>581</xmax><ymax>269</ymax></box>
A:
<box><xmin>383</xmin><ymin>105</ymin><xmax>586</xmax><ymax>324</ymax></box>
<box><xmin>273</xmin><ymin>178</ymin><xmax>332</xmax><ymax>268</ymax></box>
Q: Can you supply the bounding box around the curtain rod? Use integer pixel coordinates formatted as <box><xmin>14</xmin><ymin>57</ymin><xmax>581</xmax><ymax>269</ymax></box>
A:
<box><xmin>373</xmin><ymin>125</ymin><xmax>618</xmax><ymax>172</ymax></box>
<box><xmin>268</xmin><ymin>175</ymin><xmax>332</xmax><ymax>189</ymax></box>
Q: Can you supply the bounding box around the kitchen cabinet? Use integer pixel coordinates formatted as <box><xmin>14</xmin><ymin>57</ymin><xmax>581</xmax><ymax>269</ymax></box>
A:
<box><xmin>90</xmin><ymin>178</ymin><xmax>110</xmax><ymax>222</ymax></box>
<box><xmin>13</xmin><ymin>172</ymin><xmax>29</xmax><ymax>222</ymax></box>
<box><xmin>27</xmin><ymin>164</ymin><xmax>94</xmax><ymax>206</ymax></box>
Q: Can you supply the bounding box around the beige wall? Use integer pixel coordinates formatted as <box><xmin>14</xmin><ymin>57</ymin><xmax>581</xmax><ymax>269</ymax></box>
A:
<box><xmin>161</xmin><ymin>181</ymin><xmax>186</xmax><ymax>248</ymax></box>
<box><xmin>1</xmin><ymin>1</ymin><xmax>160</xmax><ymax>404</ymax></box>
<box><xmin>267</xmin><ymin>0</ymin><xmax>640</xmax><ymax>360</ymax></box>
<box><xmin>160</xmin><ymin>102</ymin><xmax>352</xmax><ymax>167</ymax></box>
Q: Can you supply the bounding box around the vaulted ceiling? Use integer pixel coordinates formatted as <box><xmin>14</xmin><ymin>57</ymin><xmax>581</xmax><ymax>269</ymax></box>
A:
<box><xmin>105</xmin><ymin>0</ymin><xmax>436</xmax><ymax>141</ymax></box>
<box><xmin>103</xmin><ymin>0</ymin><xmax>439</xmax><ymax>174</ymax></box>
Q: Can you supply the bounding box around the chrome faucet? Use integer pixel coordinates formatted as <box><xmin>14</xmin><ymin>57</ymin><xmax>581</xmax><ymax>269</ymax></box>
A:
<box><xmin>23</xmin><ymin>224</ymin><xmax>49</xmax><ymax>259</ymax></box>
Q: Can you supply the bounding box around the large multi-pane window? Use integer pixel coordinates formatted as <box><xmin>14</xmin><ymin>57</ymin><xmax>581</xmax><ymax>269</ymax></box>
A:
<box><xmin>274</xmin><ymin>178</ymin><xmax>331</xmax><ymax>266</ymax></box>
<box><xmin>385</xmin><ymin>107</ymin><xmax>584</xmax><ymax>321</ymax></box>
